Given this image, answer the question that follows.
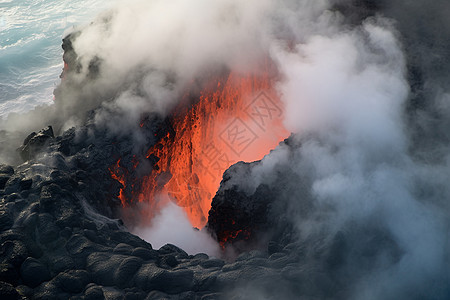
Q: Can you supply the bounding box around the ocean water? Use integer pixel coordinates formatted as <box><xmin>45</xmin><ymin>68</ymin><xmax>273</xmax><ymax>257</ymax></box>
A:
<box><xmin>0</xmin><ymin>0</ymin><xmax>112</xmax><ymax>119</ymax></box>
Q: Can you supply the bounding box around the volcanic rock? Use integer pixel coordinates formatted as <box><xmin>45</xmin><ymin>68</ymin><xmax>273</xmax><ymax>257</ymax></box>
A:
<box><xmin>0</xmin><ymin>175</ymin><xmax>10</xmax><ymax>190</ymax></box>
<box><xmin>20</xmin><ymin>257</ymin><xmax>51</xmax><ymax>288</ymax></box>
<box><xmin>65</xmin><ymin>234</ymin><xmax>109</xmax><ymax>262</ymax></box>
<box><xmin>0</xmin><ymin>165</ymin><xmax>14</xmax><ymax>176</ymax></box>
<box><xmin>113</xmin><ymin>243</ymin><xmax>134</xmax><ymax>255</ymax></box>
<box><xmin>114</xmin><ymin>256</ymin><xmax>143</xmax><ymax>287</ymax></box>
<box><xmin>86</xmin><ymin>252</ymin><xmax>127</xmax><ymax>286</ymax></box>
<box><xmin>18</xmin><ymin>126</ymin><xmax>54</xmax><ymax>161</ymax></box>
<box><xmin>0</xmin><ymin>239</ymin><xmax>29</xmax><ymax>268</ymax></box>
<box><xmin>131</xmin><ymin>247</ymin><xmax>159</xmax><ymax>261</ymax></box>
<box><xmin>0</xmin><ymin>209</ymin><xmax>14</xmax><ymax>232</ymax></box>
<box><xmin>84</xmin><ymin>284</ymin><xmax>105</xmax><ymax>300</ymax></box>
<box><xmin>0</xmin><ymin>281</ymin><xmax>20</xmax><ymax>300</ymax></box>
<box><xmin>199</xmin><ymin>259</ymin><xmax>225</xmax><ymax>269</ymax></box>
<box><xmin>207</xmin><ymin>159</ymin><xmax>300</xmax><ymax>250</ymax></box>
<box><xmin>0</xmin><ymin>264</ymin><xmax>19</xmax><ymax>285</ymax></box>
<box><xmin>54</xmin><ymin>270</ymin><xmax>90</xmax><ymax>294</ymax></box>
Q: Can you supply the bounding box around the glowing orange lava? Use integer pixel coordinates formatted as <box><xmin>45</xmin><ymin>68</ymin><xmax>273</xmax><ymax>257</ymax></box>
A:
<box><xmin>112</xmin><ymin>62</ymin><xmax>289</xmax><ymax>229</ymax></box>
<box><xmin>109</xmin><ymin>159</ymin><xmax>127</xmax><ymax>206</ymax></box>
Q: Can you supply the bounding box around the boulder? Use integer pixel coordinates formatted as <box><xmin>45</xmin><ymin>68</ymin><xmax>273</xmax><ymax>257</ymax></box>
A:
<box><xmin>84</xmin><ymin>284</ymin><xmax>105</xmax><ymax>300</ymax></box>
<box><xmin>136</xmin><ymin>264</ymin><xmax>194</xmax><ymax>294</ymax></box>
<box><xmin>131</xmin><ymin>247</ymin><xmax>158</xmax><ymax>261</ymax></box>
<box><xmin>0</xmin><ymin>240</ymin><xmax>29</xmax><ymax>267</ymax></box>
<box><xmin>158</xmin><ymin>244</ymin><xmax>188</xmax><ymax>259</ymax></box>
<box><xmin>55</xmin><ymin>270</ymin><xmax>90</xmax><ymax>294</ymax></box>
<box><xmin>0</xmin><ymin>175</ymin><xmax>10</xmax><ymax>190</ymax></box>
<box><xmin>20</xmin><ymin>257</ymin><xmax>51</xmax><ymax>288</ymax></box>
<box><xmin>113</xmin><ymin>243</ymin><xmax>134</xmax><ymax>255</ymax></box>
<box><xmin>199</xmin><ymin>259</ymin><xmax>225</xmax><ymax>269</ymax></box>
<box><xmin>65</xmin><ymin>234</ymin><xmax>109</xmax><ymax>262</ymax></box>
<box><xmin>114</xmin><ymin>257</ymin><xmax>143</xmax><ymax>287</ymax></box>
<box><xmin>18</xmin><ymin>126</ymin><xmax>55</xmax><ymax>161</ymax></box>
<box><xmin>0</xmin><ymin>165</ymin><xmax>14</xmax><ymax>176</ymax></box>
<box><xmin>0</xmin><ymin>210</ymin><xmax>14</xmax><ymax>232</ymax></box>
<box><xmin>86</xmin><ymin>253</ymin><xmax>128</xmax><ymax>286</ymax></box>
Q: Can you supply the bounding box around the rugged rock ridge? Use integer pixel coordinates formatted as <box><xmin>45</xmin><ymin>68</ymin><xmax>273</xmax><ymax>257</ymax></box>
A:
<box><xmin>206</xmin><ymin>139</ymin><xmax>300</xmax><ymax>251</ymax></box>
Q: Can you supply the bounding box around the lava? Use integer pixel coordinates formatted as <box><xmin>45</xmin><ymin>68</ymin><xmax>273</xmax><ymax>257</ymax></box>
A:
<box><xmin>219</xmin><ymin>229</ymin><xmax>251</xmax><ymax>248</ymax></box>
<box><xmin>112</xmin><ymin>61</ymin><xmax>289</xmax><ymax>229</ymax></box>
<box><xmin>109</xmin><ymin>158</ymin><xmax>127</xmax><ymax>206</ymax></box>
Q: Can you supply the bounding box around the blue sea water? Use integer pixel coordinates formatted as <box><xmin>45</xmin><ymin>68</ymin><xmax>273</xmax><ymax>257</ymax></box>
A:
<box><xmin>0</xmin><ymin>0</ymin><xmax>112</xmax><ymax>119</ymax></box>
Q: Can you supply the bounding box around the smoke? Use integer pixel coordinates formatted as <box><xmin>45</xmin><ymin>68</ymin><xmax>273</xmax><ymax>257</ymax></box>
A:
<box><xmin>132</xmin><ymin>201</ymin><xmax>221</xmax><ymax>257</ymax></box>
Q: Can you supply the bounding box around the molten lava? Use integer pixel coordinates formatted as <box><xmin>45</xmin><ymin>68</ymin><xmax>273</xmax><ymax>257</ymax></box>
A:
<box><xmin>112</xmin><ymin>63</ymin><xmax>289</xmax><ymax>229</ymax></box>
<box><xmin>109</xmin><ymin>159</ymin><xmax>127</xmax><ymax>206</ymax></box>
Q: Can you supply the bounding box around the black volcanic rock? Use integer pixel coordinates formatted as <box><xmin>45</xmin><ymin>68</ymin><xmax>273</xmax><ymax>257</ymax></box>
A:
<box><xmin>54</xmin><ymin>270</ymin><xmax>90</xmax><ymax>294</ymax></box>
<box><xmin>207</xmin><ymin>151</ymin><xmax>302</xmax><ymax>251</ymax></box>
<box><xmin>207</xmin><ymin>178</ymin><xmax>273</xmax><ymax>248</ymax></box>
<box><xmin>17</xmin><ymin>126</ymin><xmax>54</xmax><ymax>161</ymax></box>
<box><xmin>131</xmin><ymin>247</ymin><xmax>158</xmax><ymax>261</ymax></box>
<box><xmin>199</xmin><ymin>259</ymin><xmax>225</xmax><ymax>269</ymax></box>
<box><xmin>20</xmin><ymin>257</ymin><xmax>51</xmax><ymax>288</ymax></box>
<box><xmin>0</xmin><ymin>175</ymin><xmax>10</xmax><ymax>190</ymax></box>
<box><xmin>0</xmin><ymin>209</ymin><xmax>13</xmax><ymax>232</ymax></box>
<box><xmin>0</xmin><ymin>281</ymin><xmax>20</xmax><ymax>300</ymax></box>
<box><xmin>0</xmin><ymin>165</ymin><xmax>14</xmax><ymax>176</ymax></box>
<box><xmin>0</xmin><ymin>239</ymin><xmax>29</xmax><ymax>268</ymax></box>
<box><xmin>136</xmin><ymin>265</ymin><xmax>194</xmax><ymax>294</ymax></box>
<box><xmin>0</xmin><ymin>264</ymin><xmax>19</xmax><ymax>286</ymax></box>
<box><xmin>84</xmin><ymin>284</ymin><xmax>104</xmax><ymax>300</ymax></box>
<box><xmin>114</xmin><ymin>256</ymin><xmax>143</xmax><ymax>287</ymax></box>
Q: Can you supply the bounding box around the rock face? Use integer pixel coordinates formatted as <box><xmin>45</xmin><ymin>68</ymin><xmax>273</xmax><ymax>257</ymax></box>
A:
<box><xmin>206</xmin><ymin>139</ymin><xmax>305</xmax><ymax>252</ymax></box>
<box><xmin>17</xmin><ymin>127</ymin><xmax>55</xmax><ymax>161</ymax></box>
<box><xmin>207</xmin><ymin>162</ymin><xmax>286</xmax><ymax>250</ymax></box>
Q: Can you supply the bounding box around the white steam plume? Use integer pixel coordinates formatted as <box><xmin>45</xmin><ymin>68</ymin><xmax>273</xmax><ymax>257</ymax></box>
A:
<box><xmin>133</xmin><ymin>202</ymin><xmax>221</xmax><ymax>257</ymax></box>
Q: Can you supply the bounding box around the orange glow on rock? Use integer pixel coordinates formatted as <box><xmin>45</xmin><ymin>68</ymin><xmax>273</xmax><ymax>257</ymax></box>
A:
<box><xmin>112</xmin><ymin>62</ymin><xmax>289</xmax><ymax>229</ymax></box>
<box><xmin>219</xmin><ymin>229</ymin><xmax>251</xmax><ymax>249</ymax></box>
<box><xmin>109</xmin><ymin>159</ymin><xmax>127</xmax><ymax>206</ymax></box>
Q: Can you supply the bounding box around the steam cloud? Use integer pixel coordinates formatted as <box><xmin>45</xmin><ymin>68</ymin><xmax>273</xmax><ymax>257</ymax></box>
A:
<box><xmin>1</xmin><ymin>0</ymin><xmax>449</xmax><ymax>298</ymax></box>
<box><xmin>133</xmin><ymin>202</ymin><xmax>221</xmax><ymax>257</ymax></box>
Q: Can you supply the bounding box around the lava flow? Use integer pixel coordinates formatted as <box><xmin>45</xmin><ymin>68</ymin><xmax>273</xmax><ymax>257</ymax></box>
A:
<box><xmin>112</xmin><ymin>62</ymin><xmax>289</xmax><ymax>229</ymax></box>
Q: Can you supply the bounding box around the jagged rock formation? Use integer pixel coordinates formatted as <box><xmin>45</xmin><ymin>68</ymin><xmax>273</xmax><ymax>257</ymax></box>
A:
<box><xmin>206</xmin><ymin>149</ymin><xmax>300</xmax><ymax>251</ymax></box>
<box><xmin>17</xmin><ymin>127</ymin><xmax>54</xmax><ymax>162</ymax></box>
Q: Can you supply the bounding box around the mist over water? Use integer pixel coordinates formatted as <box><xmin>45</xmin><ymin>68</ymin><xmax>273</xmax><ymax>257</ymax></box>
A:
<box><xmin>0</xmin><ymin>0</ymin><xmax>113</xmax><ymax>119</ymax></box>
